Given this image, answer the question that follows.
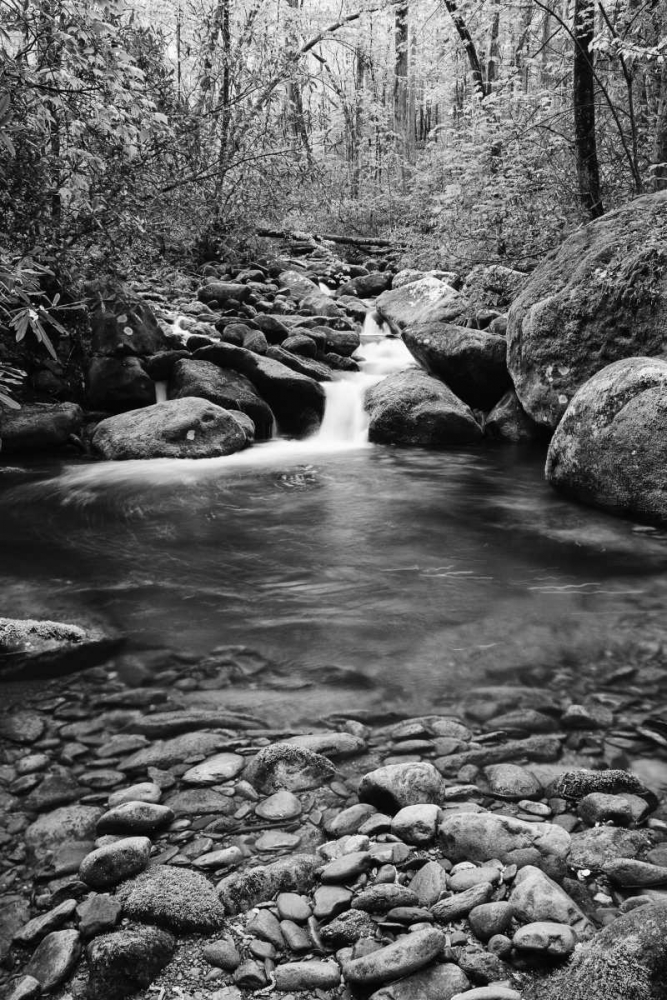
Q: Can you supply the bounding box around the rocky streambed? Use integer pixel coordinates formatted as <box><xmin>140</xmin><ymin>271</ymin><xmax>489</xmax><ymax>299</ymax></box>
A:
<box><xmin>3</xmin><ymin>644</ymin><xmax>667</xmax><ymax>1000</ymax></box>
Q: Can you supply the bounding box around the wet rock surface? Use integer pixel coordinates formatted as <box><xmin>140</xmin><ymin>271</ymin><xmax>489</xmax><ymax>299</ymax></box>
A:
<box><xmin>2</xmin><ymin>648</ymin><xmax>667</xmax><ymax>1000</ymax></box>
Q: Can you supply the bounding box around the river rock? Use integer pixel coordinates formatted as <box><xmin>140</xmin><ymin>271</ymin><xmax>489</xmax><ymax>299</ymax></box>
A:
<box><xmin>352</xmin><ymin>884</ymin><xmax>419</xmax><ymax>913</ymax></box>
<box><xmin>327</xmin><ymin>803</ymin><xmax>378</xmax><ymax>837</ymax></box>
<box><xmin>23</xmin><ymin>769</ymin><xmax>81</xmax><ymax>812</ymax></box>
<box><xmin>320</xmin><ymin>850</ymin><xmax>374</xmax><ymax>884</ymax></box>
<box><xmin>277</xmin><ymin>269</ymin><xmax>319</xmax><ymax>301</ymax></box>
<box><xmin>245</xmin><ymin>742</ymin><xmax>336</xmax><ymax>793</ymax></box>
<box><xmin>342</xmin><ymin>926</ymin><xmax>445</xmax><ymax>985</ymax></box>
<box><xmin>0</xmin><ymin>403</ymin><xmax>83</xmax><ymax>453</ymax></box>
<box><xmin>439</xmin><ymin>813</ymin><xmax>570</xmax><ymax>869</ymax></box>
<box><xmin>0</xmin><ymin>709</ymin><xmax>45</xmax><ymax>744</ymax></box>
<box><xmin>468</xmin><ymin>901</ymin><xmax>514</xmax><ymax>941</ymax></box>
<box><xmin>25</xmin><ymin>804</ymin><xmax>103</xmax><ymax>861</ymax></box>
<box><xmin>319</xmin><ymin>909</ymin><xmax>376</xmax><ymax>947</ymax></box>
<box><xmin>273</xmin><ymin>960</ymin><xmax>341</xmax><ymax>991</ymax></box>
<box><xmin>13</xmin><ymin>900</ymin><xmax>77</xmax><ymax>947</ymax></box>
<box><xmin>282</xmin><ymin>333</ymin><xmax>318</xmax><ymax>357</ymax></box>
<box><xmin>285</xmin><ymin>731</ymin><xmax>366</xmax><ymax>758</ymax></box>
<box><xmin>462</xmin><ymin>264</ymin><xmax>525</xmax><ymax>315</ymax></box>
<box><xmin>338</xmin><ymin>272</ymin><xmax>393</xmax><ymax>298</ymax></box>
<box><xmin>96</xmin><ymin>802</ymin><xmax>173</xmax><ymax>835</ymax></box>
<box><xmin>6</xmin><ymin>977</ymin><xmax>41</xmax><ymax>1000</ymax></box>
<box><xmin>359</xmin><ymin>761</ymin><xmax>445</xmax><ymax>813</ymax></box>
<box><xmin>182</xmin><ymin>753</ymin><xmax>246</xmax><ymax>785</ymax></box>
<box><xmin>507</xmin><ymin>191</ymin><xmax>667</xmax><ymax>428</ymax></box>
<box><xmin>578</xmin><ymin>792</ymin><xmax>649</xmax><ymax>826</ymax></box>
<box><xmin>87</xmin><ymin>356</ymin><xmax>156</xmax><ymax>413</ymax></box>
<box><xmin>265</xmin><ymin>344</ymin><xmax>333</xmax><ymax>381</ymax></box>
<box><xmin>569</xmin><ymin>826</ymin><xmax>653</xmax><ymax>869</ymax></box>
<box><xmin>169</xmin><ymin>359</ymin><xmax>274</xmax><ymax>438</ymax></box>
<box><xmin>409</xmin><ymin>860</ymin><xmax>450</xmax><ymax>907</ymax></box>
<box><xmin>255</xmin><ymin>789</ymin><xmax>302</xmax><ymax>821</ymax></box>
<box><xmin>107</xmin><ymin>782</ymin><xmax>162</xmax><ymax>807</ymax></box>
<box><xmin>431</xmin><ymin>881</ymin><xmax>494</xmax><ymax>922</ymax></box>
<box><xmin>120</xmin><ymin>731</ymin><xmax>234</xmax><ymax>771</ymax></box>
<box><xmin>484</xmin><ymin>389</ymin><xmax>542</xmax><ymax>443</ymax></box>
<box><xmin>197</xmin><ymin>281</ymin><xmax>249</xmax><ymax>306</ymax></box>
<box><xmin>369</xmin><ymin>962</ymin><xmax>469</xmax><ymax>1000</ymax></box>
<box><xmin>87</xmin><ymin>280</ymin><xmax>169</xmax><ymax>356</ymax></box>
<box><xmin>402</xmin><ymin>322</ymin><xmax>510</xmax><ymax>410</ymax></box>
<box><xmin>509</xmin><ymin>866</ymin><xmax>594</xmax><ymax>938</ymax></box>
<box><xmin>513</xmin><ymin>920</ymin><xmax>577</xmax><ymax>958</ymax></box>
<box><xmin>92</xmin><ymin>397</ymin><xmax>247</xmax><ymax>460</ymax></box>
<box><xmin>217</xmin><ymin>854</ymin><xmax>322</xmax><ymax>914</ymax></box>
<box><xmin>313</xmin><ymin>885</ymin><xmax>354</xmax><ymax>920</ymax></box>
<box><xmin>391</xmin><ymin>804</ymin><xmax>441</xmax><ymax>844</ymax></box>
<box><xmin>546</xmin><ymin>357</ymin><xmax>667</xmax><ymax>524</ymax></box>
<box><xmin>116</xmin><ymin>865</ymin><xmax>225</xmax><ymax>932</ymax></box>
<box><xmin>365</xmin><ymin>369</ymin><xmax>482</xmax><ymax>448</ymax></box>
<box><xmin>86</xmin><ymin>926</ymin><xmax>175</xmax><ymax>1000</ymax></box>
<box><xmin>163</xmin><ymin>788</ymin><xmax>235</xmax><ymax>816</ymax></box>
<box><xmin>125</xmin><ymin>708</ymin><xmax>258</xmax><ymax>737</ymax></box>
<box><xmin>484</xmin><ymin>763</ymin><xmax>542</xmax><ymax>800</ymax></box>
<box><xmin>603</xmin><ymin>858</ymin><xmax>667</xmax><ymax>887</ymax></box>
<box><xmin>549</xmin><ymin>768</ymin><xmax>653</xmax><ymax>803</ymax></box>
<box><xmin>25</xmin><ymin>929</ymin><xmax>81</xmax><ymax>992</ymax></box>
<box><xmin>533</xmin><ymin>900</ymin><xmax>667</xmax><ymax>1000</ymax></box>
<box><xmin>376</xmin><ymin>277</ymin><xmax>466</xmax><ymax>333</ymax></box>
<box><xmin>193</xmin><ymin>343</ymin><xmax>325</xmax><ymax>436</ymax></box>
<box><xmin>79</xmin><ymin>836</ymin><xmax>151</xmax><ymax>890</ymax></box>
<box><xmin>203</xmin><ymin>936</ymin><xmax>241</xmax><ymax>970</ymax></box>
<box><xmin>76</xmin><ymin>894</ymin><xmax>122</xmax><ymax>939</ymax></box>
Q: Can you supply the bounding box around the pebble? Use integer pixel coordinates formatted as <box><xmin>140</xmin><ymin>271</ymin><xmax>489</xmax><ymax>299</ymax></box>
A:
<box><xmin>193</xmin><ymin>846</ymin><xmax>244</xmax><ymax>869</ymax></box>
<box><xmin>13</xmin><ymin>900</ymin><xmax>77</xmax><ymax>947</ymax></box>
<box><xmin>409</xmin><ymin>860</ymin><xmax>450</xmax><ymax>906</ymax></box>
<box><xmin>352</xmin><ymin>884</ymin><xmax>419</xmax><ymax>913</ymax></box>
<box><xmin>484</xmin><ymin>764</ymin><xmax>542</xmax><ymax>800</ymax></box>
<box><xmin>255</xmin><ymin>789</ymin><xmax>302</xmax><ymax>821</ymax></box>
<box><xmin>96</xmin><ymin>801</ymin><xmax>173</xmax><ymax>835</ymax></box>
<box><xmin>391</xmin><ymin>804</ymin><xmax>441</xmax><ymax>844</ymax></box>
<box><xmin>273</xmin><ymin>959</ymin><xmax>341</xmax><ymax>991</ymax></box>
<box><xmin>79</xmin><ymin>836</ymin><xmax>151</xmax><ymax>889</ymax></box>
<box><xmin>276</xmin><ymin>892</ymin><xmax>312</xmax><ymax>922</ymax></box>
<box><xmin>24</xmin><ymin>929</ymin><xmax>81</xmax><ymax>992</ymax></box>
<box><xmin>313</xmin><ymin>885</ymin><xmax>354</xmax><ymax>920</ymax></box>
<box><xmin>320</xmin><ymin>850</ymin><xmax>373</xmax><ymax>883</ymax></box>
<box><xmin>182</xmin><ymin>752</ymin><xmax>246</xmax><ymax>785</ymax></box>
<box><xmin>509</xmin><ymin>865</ymin><xmax>593</xmax><ymax>938</ymax></box>
<box><xmin>203</xmin><ymin>936</ymin><xmax>241</xmax><ymax>971</ymax></box>
<box><xmin>431</xmin><ymin>881</ymin><xmax>494</xmax><ymax>922</ymax></box>
<box><xmin>76</xmin><ymin>893</ymin><xmax>122</xmax><ymax>938</ymax></box>
<box><xmin>468</xmin><ymin>901</ymin><xmax>514</xmax><ymax>941</ymax></box>
<box><xmin>107</xmin><ymin>782</ymin><xmax>162</xmax><ymax>807</ymax></box>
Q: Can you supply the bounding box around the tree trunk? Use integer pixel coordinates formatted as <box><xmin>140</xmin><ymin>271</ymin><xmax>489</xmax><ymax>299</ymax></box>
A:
<box><xmin>573</xmin><ymin>0</ymin><xmax>603</xmax><ymax>218</ymax></box>
<box><xmin>443</xmin><ymin>0</ymin><xmax>488</xmax><ymax>100</ymax></box>
<box><xmin>486</xmin><ymin>0</ymin><xmax>501</xmax><ymax>92</ymax></box>
<box><xmin>393</xmin><ymin>3</ymin><xmax>415</xmax><ymax>166</ymax></box>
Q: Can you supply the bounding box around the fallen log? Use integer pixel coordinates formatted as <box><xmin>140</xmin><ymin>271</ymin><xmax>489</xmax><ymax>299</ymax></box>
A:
<box><xmin>256</xmin><ymin>227</ymin><xmax>400</xmax><ymax>249</ymax></box>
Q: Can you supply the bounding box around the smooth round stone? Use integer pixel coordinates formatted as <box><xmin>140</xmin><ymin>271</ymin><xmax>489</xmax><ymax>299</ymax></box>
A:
<box><xmin>96</xmin><ymin>801</ymin><xmax>173</xmax><ymax>835</ymax></box>
<box><xmin>246</xmin><ymin>908</ymin><xmax>284</xmax><ymax>948</ymax></box>
<box><xmin>193</xmin><ymin>846</ymin><xmax>244</xmax><ymax>869</ymax></box>
<box><xmin>358</xmin><ymin>762</ymin><xmax>446</xmax><ymax>813</ymax></box>
<box><xmin>368</xmin><ymin>962</ymin><xmax>469</xmax><ymax>1000</ymax></box>
<box><xmin>513</xmin><ymin>920</ymin><xmax>577</xmax><ymax>957</ymax></box>
<box><xmin>518</xmin><ymin>800</ymin><xmax>552</xmax><ymax>817</ymax></box>
<box><xmin>203</xmin><ymin>936</ymin><xmax>241</xmax><ymax>971</ymax></box>
<box><xmin>254</xmin><ymin>830</ymin><xmax>301</xmax><ymax>851</ymax></box>
<box><xmin>320</xmin><ymin>851</ymin><xmax>373</xmax><ymax>884</ymax></box>
<box><xmin>313</xmin><ymin>885</ymin><xmax>354</xmax><ymax>920</ymax></box>
<box><xmin>280</xmin><ymin>919</ymin><xmax>312</xmax><ymax>952</ymax></box>
<box><xmin>79</xmin><ymin>770</ymin><xmax>125</xmax><ymax>790</ymax></box>
<box><xmin>273</xmin><ymin>960</ymin><xmax>341</xmax><ymax>991</ymax></box>
<box><xmin>343</xmin><ymin>927</ymin><xmax>445</xmax><ymax>985</ymax></box>
<box><xmin>578</xmin><ymin>792</ymin><xmax>648</xmax><ymax>827</ymax></box>
<box><xmin>79</xmin><ymin>836</ymin><xmax>151</xmax><ymax>890</ymax></box>
<box><xmin>276</xmin><ymin>892</ymin><xmax>312</xmax><ymax>923</ymax></box>
<box><xmin>6</xmin><ymin>976</ymin><xmax>41</xmax><ymax>1000</ymax></box>
<box><xmin>255</xmin><ymin>790</ymin><xmax>302</xmax><ymax>821</ymax></box>
<box><xmin>107</xmin><ymin>783</ymin><xmax>162</xmax><ymax>807</ymax></box>
<box><xmin>25</xmin><ymin>930</ymin><xmax>81</xmax><ymax>992</ymax></box>
<box><xmin>328</xmin><ymin>804</ymin><xmax>377</xmax><ymax>837</ymax></box>
<box><xmin>409</xmin><ymin>860</ymin><xmax>450</xmax><ymax>907</ymax></box>
<box><xmin>484</xmin><ymin>764</ymin><xmax>542</xmax><ymax>800</ymax></box>
<box><xmin>391</xmin><ymin>804</ymin><xmax>441</xmax><ymax>845</ymax></box>
<box><xmin>468</xmin><ymin>902</ymin><xmax>514</xmax><ymax>941</ymax></box>
<box><xmin>182</xmin><ymin>753</ymin><xmax>245</xmax><ymax>786</ymax></box>
<box><xmin>16</xmin><ymin>754</ymin><xmax>50</xmax><ymax>775</ymax></box>
<box><xmin>449</xmin><ymin>867</ymin><xmax>501</xmax><ymax>892</ymax></box>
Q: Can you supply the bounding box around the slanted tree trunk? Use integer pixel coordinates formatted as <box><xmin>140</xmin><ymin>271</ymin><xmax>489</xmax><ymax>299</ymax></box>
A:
<box><xmin>443</xmin><ymin>0</ymin><xmax>488</xmax><ymax>100</ymax></box>
<box><xmin>572</xmin><ymin>0</ymin><xmax>603</xmax><ymax>218</ymax></box>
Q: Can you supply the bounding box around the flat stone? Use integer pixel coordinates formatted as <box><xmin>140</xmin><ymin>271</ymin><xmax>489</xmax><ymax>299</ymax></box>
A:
<box><xmin>25</xmin><ymin>929</ymin><xmax>81</xmax><ymax>992</ymax></box>
<box><xmin>273</xmin><ymin>960</ymin><xmax>341</xmax><ymax>991</ymax></box>
<box><xmin>328</xmin><ymin>803</ymin><xmax>377</xmax><ymax>837</ymax></box>
<box><xmin>86</xmin><ymin>926</ymin><xmax>175</xmax><ymax>1000</ymax></box>
<box><xmin>343</xmin><ymin>926</ymin><xmax>445</xmax><ymax>985</ymax></box>
<box><xmin>352</xmin><ymin>884</ymin><xmax>419</xmax><ymax>913</ymax></box>
<box><xmin>255</xmin><ymin>790</ymin><xmax>302</xmax><ymax>821</ymax></box>
<box><xmin>448</xmin><ymin>867</ymin><xmax>501</xmax><ymax>892</ymax></box>
<box><xmin>25</xmin><ymin>805</ymin><xmax>103</xmax><ymax>861</ymax></box>
<box><xmin>320</xmin><ymin>851</ymin><xmax>374</xmax><ymax>884</ymax></box>
<box><xmin>14</xmin><ymin>900</ymin><xmax>77</xmax><ymax>947</ymax></box>
<box><xmin>116</xmin><ymin>865</ymin><xmax>225</xmax><ymax>932</ymax></box>
<box><xmin>107</xmin><ymin>783</ymin><xmax>162</xmax><ymax>807</ymax></box>
<box><xmin>23</xmin><ymin>770</ymin><xmax>81</xmax><ymax>813</ymax></box>
<box><xmin>276</xmin><ymin>892</ymin><xmax>312</xmax><ymax>922</ymax></box>
<box><xmin>163</xmin><ymin>789</ymin><xmax>234</xmax><ymax>816</ymax></box>
<box><xmin>203</xmin><ymin>936</ymin><xmax>241</xmax><ymax>970</ymax></box>
<box><xmin>246</xmin><ymin>908</ymin><xmax>284</xmax><ymax>948</ymax></box>
<box><xmin>96</xmin><ymin>801</ymin><xmax>173</xmax><ymax>834</ymax></box>
<box><xmin>120</xmin><ymin>731</ymin><xmax>234</xmax><ymax>771</ymax></box>
<box><xmin>254</xmin><ymin>830</ymin><xmax>301</xmax><ymax>851</ymax></box>
<box><xmin>369</xmin><ymin>962</ymin><xmax>470</xmax><ymax>1000</ymax></box>
<box><xmin>79</xmin><ymin>836</ymin><xmax>151</xmax><ymax>890</ymax></box>
<box><xmin>313</xmin><ymin>885</ymin><xmax>354</xmax><ymax>920</ymax></box>
<box><xmin>76</xmin><ymin>894</ymin><xmax>122</xmax><ymax>939</ymax></box>
<box><xmin>513</xmin><ymin>920</ymin><xmax>577</xmax><ymax>957</ymax></box>
<box><xmin>0</xmin><ymin>710</ymin><xmax>45</xmax><ymax>744</ymax></box>
<box><xmin>602</xmin><ymin>858</ymin><xmax>667</xmax><ymax>887</ymax></box>
<box><xmin>182</xmin><ymin>753</ymin><xmax>245</xmax><ymax>785</ymax></box>
<box><xmin>193</xmin><ymin>846</ymin><xmax>244</xmax><ymax>870</ymax></box>
<box><xmin>284</xmin><ymin>732</ymin><xmax>366</xmax><ymax>758</ymax></box>
<box><xmin>439</xmin><ymin>812</ymin><xmax>570</xmax><ymax>868</ymax></box>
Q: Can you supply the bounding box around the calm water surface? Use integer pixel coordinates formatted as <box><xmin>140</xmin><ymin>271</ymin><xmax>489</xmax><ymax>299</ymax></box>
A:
<box><xmin>2</xmin><ymin>432</ymin><xmax>666</xmax><ymax>721</ymax></box>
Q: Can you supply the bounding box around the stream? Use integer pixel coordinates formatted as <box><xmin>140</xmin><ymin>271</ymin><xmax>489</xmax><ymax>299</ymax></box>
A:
<box><xmin>2</xmin><ymin>320</ymin><xmax>667</xmax><ymax>723</ymax></box>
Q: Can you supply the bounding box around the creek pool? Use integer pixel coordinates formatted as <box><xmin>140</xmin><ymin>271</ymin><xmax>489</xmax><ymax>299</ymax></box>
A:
<box><xmin>2</xmin><ymin>433</ymin><xmax>666</xmax><ymax>723</ymax></box>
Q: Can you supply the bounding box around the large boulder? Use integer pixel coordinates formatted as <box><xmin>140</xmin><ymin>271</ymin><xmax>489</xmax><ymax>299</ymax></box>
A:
<box><xmin>86</xmin><ymin>281</ymin><xmax>169</xmax><ymax>357</ymax></box>
<box><xmin>338</xmin><ymin>273</ymin><xmax>393</xmax><ymax>298</ymax></box>
<box><xmin>0</xmin><ymin>402</ymin><xmax>83</xmax><ymax>453</ymax></box>
<box><xmin>376</xmin><ymin>277</ymin><xmax>466</xmax><ymax>334</ymax></box>
<box><xmin>402</xmin><ymin>322</ymin><xmax>511</xmax><ymax>410</ymax></box>
<box><xmin>364</xmin><ymin>369</ymin><xmax>482</xmax><ymax>448</ymax></box>
<box><xmin>462</xmin><ymin>264</ymin><xmax>525</xmax><ymax>317</ymax></box>
<box><xmin>545</xmin><ymin>357</ymin><xmax>667</xmax><ymax>524</ymax></box>
<box><xmin>507</xmin><ymin>191</ymin><xmax>667</xmax><ymax>428</ymax></box>
<box><xmin>530</xmin><ymin>901</ymin><xmax>667</xmax><ymax>1000</ymax></box>
<box><xmin>91</xmin><ymin>397</ymin><xmax>248</xmax><ymax>460</ymax></box>
<box><xmin>193</xmin><ymin>343</ymin><xmax>324</xmax><ymax>437</ymax></box>
<box><xmin>265</xmin><ymin>345</ymin><xmax>333</xmax><ymax>382</ymax></box>
<box><xmin>169</xmin><ymin>358</ymin><xmax>274</xmax><ymax>439</ymax></box>
<box><xmin>87</xmin><ymin>357</ymin><xmax>155</xmax><ymax>413</ymax></box>
<box><xmin>485</xmin><ymin>389</ymin><xmax>543</xmax><ymax>443</ymax></box>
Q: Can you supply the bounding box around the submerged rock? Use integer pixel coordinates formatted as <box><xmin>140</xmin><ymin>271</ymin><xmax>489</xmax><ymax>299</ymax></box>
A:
<box><xmin>364</xmin><ymin>369</ymin><xmax>482</xmax><ymax>448</ymax></box>
<box><xmin>91</xmin><ymin>397</ymin><xmax>248</xmax><ymax>460</ymax></box>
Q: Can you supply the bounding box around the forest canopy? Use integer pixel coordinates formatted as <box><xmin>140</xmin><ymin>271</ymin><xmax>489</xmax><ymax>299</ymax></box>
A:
<box><xmin>1</xmin><ymin>0</ymin><xmax>667</xmax><ymax>277</ymax></box>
